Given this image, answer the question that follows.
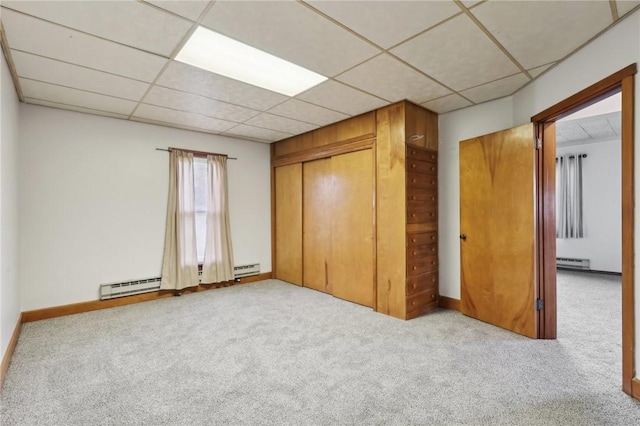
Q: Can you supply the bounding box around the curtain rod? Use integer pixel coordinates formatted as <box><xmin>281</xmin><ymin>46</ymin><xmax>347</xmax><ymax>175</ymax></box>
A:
<box><xmin>555</xmin><ymin>154</ymin><xmax>588</xmax><ymax>160</ymax></box>
<box><xmin>156</xmin><ymin>148</ymin><xmax>238</xmax><ymax>160</ymax></box>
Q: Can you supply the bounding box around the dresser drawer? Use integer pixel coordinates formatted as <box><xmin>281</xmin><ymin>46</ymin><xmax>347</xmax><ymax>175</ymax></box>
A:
<box><xmin>407</xmin><ymin>172</ymin><xmax>437</xmax><ymax>190</ymax></box>
<box><xmin>407</xmin><ymin>254</ymin><xmax>438</xmax><ymax>275</ymax></box>
<box><xmin>406</xmin><ymin>271</ymin><xmax>438</xmax><ymax>296</ymax></box>
<box><xmin>407</xmin><ymin>204</ymin><xmax>437</xmax><ymax>224</ymax></box>
<box><xmin>406</xmin><ymin>147</ymin><xmax>437</xmax><ymax>163</ymax></box>
<box><xmin>407</xmin><ymin>232</ymin><xmax>437</xmax><ymax>247</ymax></box>
<box><xmin>406</xmin><ymin>288</ymin><xmax>438</xmax><ymax>319</ymax></box>
<box><xmin>407</xmin><ymin>187</ymin><xmax>437</xmax><ymax>203</ymax></box>
<box><xmin>407</xmin><ymin>243</ymin><xmax>437</xmax><ymax>260</ymax></box>
<box><xmin>407</xmin><ymin>158</ymin><xmax>437</xmax><ymax>175</ymax></box>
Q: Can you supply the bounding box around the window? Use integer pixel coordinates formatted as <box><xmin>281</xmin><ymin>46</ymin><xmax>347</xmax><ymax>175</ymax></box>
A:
<box><xmin>193</xmin><ymin>157</ymin><xmax>208</xmax><ymax>263</ymax></box>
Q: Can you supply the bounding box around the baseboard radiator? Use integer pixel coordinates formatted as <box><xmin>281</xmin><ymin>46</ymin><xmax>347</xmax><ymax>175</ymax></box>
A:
<box><xmin>99</xmin><ymin>263</ymin><xmax>261</xmax><ymax>300</ymax></box>
<box><xmin>556</xmin><ymin>257</ymin><xmax>590</xmax><ymax>271</ymax></box>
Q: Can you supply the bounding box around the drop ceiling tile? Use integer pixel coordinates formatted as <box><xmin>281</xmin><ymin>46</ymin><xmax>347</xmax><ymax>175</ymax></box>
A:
<box><xmin>25</xmin><ymin>98</ymin><xmax>130</xmax><ymax>120</ymax></box>
<box><xmin>200</xmin><ymin>0</ymin><xmax>379</xmax><ymax>77</ymax></box>
<box><xmin>268</xmin><ymin>99</ymin><xmax>349</xmax><ymax>127</ymax></box>
<box><xmin>306</xmin><ymin>0</ymin><xmax>459</xmax><ymax>49</ymax></box>
<box><xmin>460</xmin><ymin>73</ymin><xmax>530</xmax><ymax>104</ymax></box>
<box><xmin>156</xmin><ymin>61</ymin><xmax>288</xmax><ymax>111</ymax></box>
<box><xmin>144</xmin><ymin>0</ymin><xmax>210</xmax><ymax>21</ymax></box>
<box><xmin>1</xmin><ymin>9</ymin><xmax>168</xmax><ymax>82</ymax></box>
<box><xmin>297</xmin><ymin>80</ymin><xmax>389</xmax><ymax>116</ymax></box>
<box><xmin>391</xmin><ymin>14</ymin><xmax>520</xmax><ymax>91</ymax></box>
<box><xmin>556</xmin><ymin>122</ymin><xmax>589</xmax><ymax>142</ymax></box>
<box><xmin>471</xmin><ymin>1</ymin><xmax>612</xmax><ymax>70</ymax></box>
<box><xmin>2</xmin><ymin>1</ymin><xmax>192</xmax><ymax>57</ymax></box>
<box><xmin>222</xmin><ymin>124</ymin><xmax>292</xmax><ymax>143</ymax></box>
<box><xmin>21</xmin><ymin>79</ymin><xmax>137</xmax><ymax>116</ymax></box>
<box><xmin>245</xmin><ymin>113</ymin><xmax>318</xmax><ymax>135</ymax></box>
<box><xmin>616</xmin><ymin>0</ymin><xmax>640</xmax><ymax>16</ymax></box>
<box><xmin>578</xmin><ymin>116</ymin><xmax>617</xmax><ymax>140</ymax></box>
<box><xmin>608</xmin><ymin>114</ymin><xmax>622</xmax><ymax>135</ymax></box>
<box><xmin>461</xmin><ymin>1</ymin><xmax>483</xmax><ymax>8</ymax></box>
<box><xmin>12</xmin><ymin>50</ymin><xmax>150</xmax><ymax>102</ymax></box>
<box><xmin>420</xmin><ymin>94</ymin><xmax>472</xmax><ymax>114</ymax></box>
<box><xmin>134</xmin><ymin>104</ymin><xmax>237</xmax><ymax>133</ymax></box>
<box><xmin>336</xmin><ymin>54</ymin><xmax>451</xmax><ymax>104</ymax></box>
<box><xmin>528</xmin><ymin>63</ymin><xmax>555</xmax><ymax>79</ymax></box>
<box><xmin>143</xmin><ymin>86</ymin><xmax>260</xmax><ymax>122</ymax></box>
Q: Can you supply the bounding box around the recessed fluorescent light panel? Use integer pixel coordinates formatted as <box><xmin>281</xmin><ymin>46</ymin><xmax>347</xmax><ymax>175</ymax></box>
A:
<box><xmin>175</xmin><ymin>26</ymin><xmax>327</xmax><ymax>97</ymax></box>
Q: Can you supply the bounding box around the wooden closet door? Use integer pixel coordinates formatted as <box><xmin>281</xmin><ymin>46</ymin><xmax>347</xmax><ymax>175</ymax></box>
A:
<box><xmin>303</xmin><ymin>158</ymin><xmax>332</xmax><ymax>293</ymax></box>
<box><xmin>330</xmin><ymin>149</ymin><xmax>375</xmax><ymax>308</ymax></box>
<box><xmin>274</xmin><ymin>164</ymin><xmax>302</xmax><ymax>285</ymax></box>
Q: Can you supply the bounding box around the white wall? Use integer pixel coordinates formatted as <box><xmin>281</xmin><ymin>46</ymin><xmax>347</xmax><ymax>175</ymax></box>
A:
<box><xmin>556</xmin><ymin>140</ymin><xmax>621</xmax><ymax>273</ymax></box>
<box><xmin>0</xmin><ymin>52</ymin><xmax>21</xmax><ymax>360</ymax></box>
<box><xmin>438</xmin><ymin>97</ymin><xmax>514</xmax><ymax>299</ymax></box>
<box><xmin>19</xmin><ymin>106</ymin><xmax>271</xmax><ymax>311</ymax></box>
<box><xmin>437</xmin><ymin>8</ymin><xmax>640</xmax><ymax>365</ymax></box>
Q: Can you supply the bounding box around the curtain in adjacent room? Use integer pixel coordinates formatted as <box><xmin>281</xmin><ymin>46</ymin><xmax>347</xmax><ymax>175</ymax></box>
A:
<box><xmin>201</xmin><ymin>154</ymin><xmax>235</xmax><ymax>283</ymax></box>
<box><xmin>160</xmin><ymin>150</ymin><xmax>200</xmax><ymax>290</ymax></box>
<box><xmin>556</xmin><ymin>154</ymin><xmax>585</xmax><ymax>239</ymax></box>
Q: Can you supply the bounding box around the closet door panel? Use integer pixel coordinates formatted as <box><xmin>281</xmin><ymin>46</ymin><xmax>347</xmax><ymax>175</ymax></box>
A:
<box><xmin>303</xmin><ymin>158</ymin><xmax>332</xmax><ymax>293</ymax></box>
<box><xmin>274</xmin><ymin>164</ymin><xmax>303</xmax><ymax>285</ymax></box>
<box><xmin>330</xmin><ymin>149</ymin><xmax>375</xmax><ymax>308</ymax></box>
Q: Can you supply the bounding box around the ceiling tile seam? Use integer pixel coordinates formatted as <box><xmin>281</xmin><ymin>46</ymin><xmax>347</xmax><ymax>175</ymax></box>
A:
<box><xmin>454</xmin><ymin>0</ymin><xmax>532</xmax><ymax>80</ymax></box>
<box><xmin>610</xmin><ymin>0</ymin><xmax>620</xmax><ymax>20</ymax></box>
<box><xmin>23</xmin><ymin>96</ymin><xmax>131</xmax><ymax>118</ymax></box>
<box><xmin>18</xmin><ymin>76</ymin><xmax>146</xmax><ymax>104</ymax></box>
<box><xmin>136</xmin><ymin>101</ymin><xmax>248</xmax><ymax>125</ymax></box>
<box><xmin>292</xmin><ymin>77</ymin><xmax>391</xmax><ymax>111</ymax></box>
<box><xmin>0</xmin><ymin>6</ymin><xmax>176</xmax><ymax>59</ymax></box>
<box><xmin>136</xmin><ymin>102</ymin><xmax>242</xmax><ymax>127</ymax></box>
<box><xmin>135</xmin><ymin>0</ymin><xmax>201</xmax><ymax>23</ymax></box>
<box><xmin>231</xmin><ymin>120</ymin><xmax>307</xmax><ymax>136</ymax></box>
<box><xmin>384</xmin><ymin>10</ymin><xmax>466</xmax><ymax>52</ymax></box>
<box><xmin>298</xmin><ymin>0</ymin><xmax>386</xmax><ymax>54</ymax></box>
<box><xmin>0</xmin><ymin>19</ymin><xmax>24</xmax><ymax>102</ymax></box>
<box><xmin>131</xmin><ymin>116</ymin><xmax>224</xmax><ymax>135</ymax></box>
<box><xmin>220</xmin><ymin>133</ymin><xmax>273</xmax><ymax>144</ymax></box>
<box><xmin>260</xmin><ymin>105</ymin><xmax>348</xmax><ymax>127</ymax></box>
<box><xmin>509</xmin><ymin>7</ymin><xmax>638</xmax><ymax>99</ymax></box>
<box><xmin>220</xmin><ymin>122</ymin><xmax>294</xmax><ymax>141</ymax></box>
<box><xmin>127</xmin><ymin>1</ymin><xmax>217</xmax><ymax>121</ymax></box>
<box><xmin>457</xmin><ymin>70</ymin><xmax>527</xmax><ymax>94</ymax></box>
<box><xmin>287</xmin><ymin>94</ymin><xmax>357</xmax><ymax>118</ymax></box>
<box><xmin>9</xmin><ymin>48</ymin><xmax>156</xmax><ymax>85</ymax></box>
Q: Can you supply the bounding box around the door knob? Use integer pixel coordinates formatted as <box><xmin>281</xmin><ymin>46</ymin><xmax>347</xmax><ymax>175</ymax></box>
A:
<box><xmin>460</xmin><ymin>234</ymin><xmax>467</xmax><ymax>241</ymax></box>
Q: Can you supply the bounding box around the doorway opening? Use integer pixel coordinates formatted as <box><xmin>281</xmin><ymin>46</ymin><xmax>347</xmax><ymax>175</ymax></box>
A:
<box><xmin>532</xmin><ymin>64</ymin><xmax>636</xmax><ymax>396</ymax></box>
<box><xmin>555</xmin><ymin>92</ymin><xmax>623</xmax><ymax>394</ymax></box>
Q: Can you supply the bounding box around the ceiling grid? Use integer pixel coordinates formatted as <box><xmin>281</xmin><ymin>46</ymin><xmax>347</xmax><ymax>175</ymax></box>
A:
<box><xmin>0</xmin><ymin>0</ymin><xmax>637</xmax><ymax>143</ymax></box>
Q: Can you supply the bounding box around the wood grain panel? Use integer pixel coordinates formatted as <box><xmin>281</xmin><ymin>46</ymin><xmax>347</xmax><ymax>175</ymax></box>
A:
<box><xmin>407</xmin><ymin>172</ymin><xmax>437</xmax><ymax>190</ymax></box>
<box><xmin>303</xmin><ymin>158</ymin><xmax>332</xmax><ymax>293</ymax></box>
<box><xmin>407</xmin><ymin>243</ymin><xmax>438</xmax><ymax>261</ymax></box>
<box><xmin>406</xmin><ymin>291</ymin><xmax>438</xmax><ymax>319</ymax></box>
<box><xmin>407</xmin><ymin>255</ymin><xmax>438</xmax><ymax>276</ymax></box>
<box><xmin>272</xmin><ymin>138</ymin><xmax>374</xmax><ymax>168</ymax></box>
<box><xmin>407</xmin><ymin>232</ymin><xmax>437</xmax><ymax>247</ymax></box>
<box><xmin>407</xmin><ymin>145</ymin><xmax>437</xmax><ymax>162</ymax></box>
<box><xmin>407</xmin><ymin>272</ymin><xmax>438</xmax><ymax>296</ymax></box>
<box><xmin>405</xmin><ymin>101</ymin><xmax>438</xmax><ymax>150</ymax></box>
<box><xmin>407</xmin><ymin>158</ymin><xmax>437</xmax><ymax>175</ymax></box>
<box><xmin>438</xmin><ymin>295</ymin><xmax>461</xmax><ymax>311</ymax></box>
<box><xmin>407</xmin><ymin>203</ymin><xmax>437</xmax><ymax>224</ymax></box>
<box><xmin>275</xmin><ymin>164</ymin><xmax>303</xmax><ymax>285</ymax></box>
<box><xmin>273</xmin><ymin>112</ymin><xmax>375</xmax><ymax>158</ymax></box>
<box><xmin>313</xmin><ymin>111</ymin><xmax>376</xmax><ymax>148</ymax></box>
<box><xmin>331</xmin><ymin>149</ymin><xmax>375</xmax><ymax>308</ymax></box>
<box><xmin>460</xmin><ymin>123</ymin><xmax>537</xmax><ymax>338</ymax></box>
<box><xmin>375</xmin><ymin>104</ymin><xmax>407</xmax><ymax>318</ymax></box>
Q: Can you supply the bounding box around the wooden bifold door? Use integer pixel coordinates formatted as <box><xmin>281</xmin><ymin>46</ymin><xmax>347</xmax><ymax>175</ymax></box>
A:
<box><xmin>275</xmin><ymin>149</ymin><xmax>375</xmax><ymax>308</ymax></box>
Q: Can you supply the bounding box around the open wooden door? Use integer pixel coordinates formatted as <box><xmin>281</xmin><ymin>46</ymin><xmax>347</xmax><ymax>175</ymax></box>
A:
<box><xmin>459</xmin><ymin>123</ymin><xmax>537</xmax><ymax>338</ymax></box>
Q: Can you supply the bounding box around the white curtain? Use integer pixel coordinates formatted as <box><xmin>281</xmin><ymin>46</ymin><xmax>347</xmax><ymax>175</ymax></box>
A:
<box><xmin>201</xmin><ymin>155</ymin><xmax>235</xmax><ymax>283</ymax></box>
<box><xmin>556</xmin><ymin>154</ymin><xmax>585</xmax><ymax>239</ymax></box>
<box><xmin>160</xmin><ymin>150</ymin><xmax>200</xmax><ymax>290</ymax></box>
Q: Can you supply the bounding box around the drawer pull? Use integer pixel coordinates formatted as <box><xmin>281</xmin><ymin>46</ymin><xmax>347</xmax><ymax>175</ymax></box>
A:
<box><xmin>413</xmin><ymin>266</ymin><xmax>417</xmax><ymax>271</ymax></box>
<box><xmin>431</xmin><ymin>294</ymin><xmax>436</xmax><ymax>299</ymax></box>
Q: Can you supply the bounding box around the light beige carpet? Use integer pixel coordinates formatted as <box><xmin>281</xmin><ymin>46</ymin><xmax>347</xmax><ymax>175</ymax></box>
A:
<box><xmin>1</xmin><ymin>272</ymin><xmax>639</xmax><ymax>425</ymax></box>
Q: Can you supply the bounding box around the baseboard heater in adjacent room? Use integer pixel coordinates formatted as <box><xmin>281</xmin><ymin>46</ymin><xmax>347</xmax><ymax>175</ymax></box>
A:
<box><xmin>556</xmin><ymin>257</ymin><xmax>590</xmax><ymax>271</ymax></box>
<box><xmin>99</xmin><ymin>263</ymin><xmax>261</xmax><ymax>300</ymax></box>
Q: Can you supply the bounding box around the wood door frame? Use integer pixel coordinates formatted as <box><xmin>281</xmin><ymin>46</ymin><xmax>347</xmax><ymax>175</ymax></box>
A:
<box><xmin>532</xmin><ymin>63</ymin><xmax>637</xmax><ymax>396</ymax></box>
